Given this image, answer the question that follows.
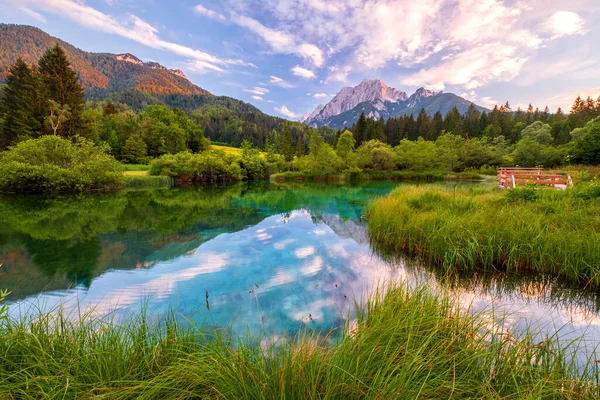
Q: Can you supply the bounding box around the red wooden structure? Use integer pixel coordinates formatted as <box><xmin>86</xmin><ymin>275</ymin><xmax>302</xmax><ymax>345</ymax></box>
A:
<box><xmin>497</xmin><ymin>168</ymin><xmax>573</xmax><ymax>189</ymax></box>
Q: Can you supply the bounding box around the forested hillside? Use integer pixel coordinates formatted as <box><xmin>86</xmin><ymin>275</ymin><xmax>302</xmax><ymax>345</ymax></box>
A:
<box><xmin>0</xmin><ymin>24</ymin><xmax>316</xmax><ymax>147</ymax></box>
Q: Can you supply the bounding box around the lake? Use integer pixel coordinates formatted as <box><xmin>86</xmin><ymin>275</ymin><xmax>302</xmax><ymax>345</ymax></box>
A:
<box><xmin>1</xmin><ymin>181</ymin><xmax>599</xmax><ymax>363</ymax></box>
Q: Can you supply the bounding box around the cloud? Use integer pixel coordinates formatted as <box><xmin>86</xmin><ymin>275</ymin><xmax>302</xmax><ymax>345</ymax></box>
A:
<box><xmin>325</xmin><ymin>65</ymin><xmax>352</xmax><ymax>83</ymax></box>
<box><xmin>194</xmin><ymin>4</ymin><xmax>324</xmax><ymax>67</ymax></box>
<box><xmin>402</xmin><ymin>43</ymin><xmax>528</xmax><ymax>90</ymax></box>
<box><xmin>545</xmin><ymin>87</ymin><xmax>600</xmax><ymax>111</ymax></box>
<box><xmin>543</xmin><ymin>11</ymin><xmax>586</xmax><ymax>39</ymax></box>
<box><xmin>252</xmin><ymin>95</ymin><xmax>264</xmax><ymax>101</ymax></box>
<box><xmin>291</xmin><ymin>65</ymin><xmax>316</xmax><ymax>79</ymax></box>
<box><xmin>269</xmin><ymin>76</ymin><xmax>295</xmax><ymax>88</ymax></box>
<box><xmin>231</xmin><ymin>15</ymin><xmax>324</xmax><ymax>67</ymax></box>
<box><xmin>274</xmin><ymin>105</ymin><xmax>298</xmax><ymax>119</ymax></box>
<box><xmin>244</xmin><ymin>86</ymin><xmax>270</xmax><ymax>95</ymax></box>
<box><xmin>312</xmin><ymin>93</ymin><xmax>328</xmax><ymax>98</ymax></box>
<box><xmin>9</xmin><ymin>0</ymin><xmax>253</xmax><ymax>72</ymax></box>
<box><xmin>194</xmin><ymin>4</ymin><xmax>226</xmax><ymax>21</ymax></box>
<box><xmin>209</xmin><ymin>0</ymin><xmax>594</xmax><ymax>91</ymax></box>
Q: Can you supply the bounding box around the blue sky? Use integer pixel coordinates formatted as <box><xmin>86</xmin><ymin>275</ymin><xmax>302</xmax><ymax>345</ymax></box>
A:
<box><xmin>1</xmin><ymin>0</ymin><xmax>599</xmax><ymax>119</ymax></box>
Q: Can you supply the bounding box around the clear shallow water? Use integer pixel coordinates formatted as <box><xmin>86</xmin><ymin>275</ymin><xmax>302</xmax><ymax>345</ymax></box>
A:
<box><xmin>1</xmin><ymin>181</ymin><xmax>600</xmax><ymax>363</ymax></box>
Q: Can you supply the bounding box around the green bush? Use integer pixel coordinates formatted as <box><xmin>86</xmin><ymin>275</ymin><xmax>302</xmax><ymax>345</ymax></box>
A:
<box><xmin>150</xmin><ymin>150</ymin><xmax>243</xmax><ymax>183</ymax></box>
<box><xmin>0</xmin><ymin>136</ymin><xmax>124</xmax><ymax>193</ymax></box>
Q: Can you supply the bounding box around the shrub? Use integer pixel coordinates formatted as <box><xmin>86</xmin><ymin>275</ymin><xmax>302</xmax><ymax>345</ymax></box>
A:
<box><xmin>0</xmin><ymin>136</ymin><xmax>124</xmax><ymax>193</ymax></box>
<box><xmin>150</xmin><ymin>150</ymin><xmax>243</xmax><ymax>183</ymax></box>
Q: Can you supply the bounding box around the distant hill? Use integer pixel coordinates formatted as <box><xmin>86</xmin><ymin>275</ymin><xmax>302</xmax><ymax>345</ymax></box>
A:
<box><xmin>0</xmin><ymin>23</ymin><xmax>307</xmax><ymax>147</ymax></box>
<box><xmin>0</xmin><ymin>24</ymin><xmax>210</xmax><ymax>101</ymax></box>
<box><xmin>303</xmin><ymin>79</ymin><xmax>489</xmax><ymax>129</ymax></box>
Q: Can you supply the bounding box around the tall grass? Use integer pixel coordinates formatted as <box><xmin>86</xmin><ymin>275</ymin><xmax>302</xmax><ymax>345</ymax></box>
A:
<box><xmin>367</xmin><ymin>183</ymin><xmax>600</xmax><ymax>286</ymax></box>
<box><xmin>0</xmin><ymin>285</ymin><xmax>596</xmax><ymax>398</ymax></box>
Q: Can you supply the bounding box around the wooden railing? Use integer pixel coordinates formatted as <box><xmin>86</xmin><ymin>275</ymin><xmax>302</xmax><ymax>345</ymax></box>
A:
<box><xmin>497</xmin><ymin>168</ymin><xmax>573</xmax><ymax>189</ymax></box>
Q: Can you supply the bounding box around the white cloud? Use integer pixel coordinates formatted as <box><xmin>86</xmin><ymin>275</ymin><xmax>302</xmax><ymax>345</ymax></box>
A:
<box><xmin>291</xmin><ymin>65</ymin><xmax>316</xmax><ymax>79</ymax></box>
<box><xmin>402</xmin><ymin>43</ymin><xmax>528</xmax><ymax>90</ymax></box>
<box><xmin>194</xmin><ymin>5</ymin><xmax>325</xmax><ymax>67</ymax></box>
<box><xmin>274</xmin><ymin>105</ymin><xmax>298</xmax><ymax>119</ymax></box>
<box><xmin>194</xmin><ymin>4</ymin><xmax>226</xmax><ymax>21</ymax></box>
<box><xmin>244</xmin><ymin>86</ymin><xmax>270</xmax><ymax>95</ymax></box>
<box><xmin>543</xmin><ymin>11</ymin><xmax>586</xmax><ymax>39</ymax></box>
<box><xmin>312</xmin><ymin>93</ymin><xmax>328</xmax><ymax>98</ymax></box>
<box><xmin>9</xmin><ymin>0</ymin><xmax>253</xmax><ymax>72</ymax></box>
<box><xmin>252</xmin><ymin>95</ymin><xmax>264</xmax><ymax>101</ymax></box>
<box><xmin>269</xmin><ymin>76</ymin><xmax>295</xmax><ymax>88</ymax></box>
<box><xmin>209</xmin><ymin>0</ymin><xmax>595</xmax><ymax>91</ymax></box>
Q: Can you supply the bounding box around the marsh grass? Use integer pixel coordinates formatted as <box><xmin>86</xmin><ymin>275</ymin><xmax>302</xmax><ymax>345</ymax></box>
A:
<box><xmin>367</xmin><ymin>183</ymin><xmax>600</xmax><ymax>287</ymax></box>
<box><xmin>0</xmin><ymin>285</ymin><xmax>597</xmax><ymax>398</ymax></box>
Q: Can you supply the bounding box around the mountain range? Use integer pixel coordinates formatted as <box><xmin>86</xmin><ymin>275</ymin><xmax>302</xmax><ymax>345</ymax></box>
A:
<box><xmin>302</xmin><ymin>79</ymin><xmax>489</xmax><ymax>129</ymax></box>
<box><xmin>0</xmin><ymin>24</ymin><xmax>488</xmax><ymax>135</ymax></box>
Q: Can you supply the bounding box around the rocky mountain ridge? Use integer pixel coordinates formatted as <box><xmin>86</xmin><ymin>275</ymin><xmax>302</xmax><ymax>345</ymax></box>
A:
<box><xmin>303</xmin><ymin>79</ymin><xmax>487</xmax><ymax>129</ymax></box>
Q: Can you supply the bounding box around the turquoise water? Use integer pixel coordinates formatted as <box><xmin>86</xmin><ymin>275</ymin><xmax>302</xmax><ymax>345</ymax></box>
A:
<box><xmin>2</xmin><ymin>181</ymin><xmax>600</xmax><ymax>359</ymax></box>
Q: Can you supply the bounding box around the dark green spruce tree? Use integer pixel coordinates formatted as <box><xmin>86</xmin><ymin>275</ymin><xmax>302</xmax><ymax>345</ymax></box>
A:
<box><xmin>0</xmin><ymin>59</ymin><xmax>42</xmax><ymax>148</ymax></box>
<box><xmin>353</xmin><ymin>112</ymin><xmax>368</xmax><ymax>145</ymax></box>
<box><xmin>38</xmin><ymin>45</ymin><xmax>85</xmax><ymax>138</ymax></box>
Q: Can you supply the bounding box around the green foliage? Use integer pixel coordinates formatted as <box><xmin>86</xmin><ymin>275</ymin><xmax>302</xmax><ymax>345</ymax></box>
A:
<box><xmin>0</xmin><ymin>58</ymin><xmax>42</xmax><ymax>148</ymax></box>
<box><xmin>240</xmin><ymin>141</ymin><xmax>270</xmax><ymax>180</ymax></box>
<box><xmin>38</xmin><ymin>45</ymin><xmax>85</xmax><ymax>137</ymax></box>
<box><xmin>356</xmin><ymin>140</ymin><xmax>396</xmax><ymax>170</ymax></box>
<box><xmin>121</xmin><ymin>135</ymin><xmax>149</xmax><ymax>164</ymax></box>
<box><xmin>512</xmin><ymin>136</ymin><xmax>565</xmax><ymax>167</ymax></box>
<box><xmin>521</xmin><ymin>121</ymin><xmax>554</xmax><ymax>145</ymax></box>
<box><xmin>0</xmin><ymin>136</ymin><xmax>124</xmax><ymax>193</ymax></box>
<box><xmin>149</xmin><ymin>150</ymin><xmax>243</xmax><ymax>182</ymax></box>
<box><xmin>572</xmin><ymin>117</ymin><xmax>600</xmax><ymax>165</ymax></box>
<box><xmin>504</xmin><ymin>185</ymin><xmax>540</xmax><ymax>202</ymax></box>
<box><xmin>0</xmin><ymin>289</ymin><xmax>8</xmax><ymax>321</ymax></box>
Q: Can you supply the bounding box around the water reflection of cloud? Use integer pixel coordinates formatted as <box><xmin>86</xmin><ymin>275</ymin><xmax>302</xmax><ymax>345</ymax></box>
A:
<box><xmin>8</xmin><ymin>206</ymin><xmax>600</xmax><ymax>367</ymax></box>
<box><xmin>295</xmin><ymin>246</ymin><xmax>315</xmax><ymax>259</ymax></box>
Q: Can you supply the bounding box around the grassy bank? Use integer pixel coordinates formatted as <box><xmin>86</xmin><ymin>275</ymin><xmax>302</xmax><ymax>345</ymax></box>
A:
<box><xmin>0</xmin><ymin>285</ymin><xmax>596</xmax><ymax>398</ymax></box>
<box><xmin>272</xmin><ymin>170</ymin><xmax>483</xmax><ymax>182</ymax></box>
<box><xmin>124</xmin><ymin>175</ymin><xmax>173</xmax><ymax>189</ymax></box>
<box><xmin>367</xmin><ymin>184</ymin><xmax>600</xmax><ymax>286</ymax></box>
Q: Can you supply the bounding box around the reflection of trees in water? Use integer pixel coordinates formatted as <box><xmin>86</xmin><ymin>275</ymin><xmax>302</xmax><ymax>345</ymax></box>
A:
<box><xmin>0</xmin><ymin>181</ymin><xmax>401</xmax><ymax>300</ymax></box>
<box><xmin>24</xmin><ymin>237</ymin><xmax>101</xmax><ymax>287</ymax></box>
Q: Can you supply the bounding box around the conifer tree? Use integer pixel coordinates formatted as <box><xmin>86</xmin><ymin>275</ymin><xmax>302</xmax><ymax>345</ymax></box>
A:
<box><xmin>0</xmin><ymin>58</ymin><xmax>42</xmax><ymax>148</ymax></box>
<box><xmin>353</xmin><ymin>112</ymin><xmax>367</xmax><ymax>145</ymax></box>
<box><xmin>38</xmin><ymin>45</ymin><xmax>85</xmax><ymax>138</ymax></box>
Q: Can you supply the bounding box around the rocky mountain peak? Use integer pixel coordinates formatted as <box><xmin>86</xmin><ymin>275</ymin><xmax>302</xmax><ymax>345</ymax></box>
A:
<box><xmin>170</xmin><ymin>69</ymin><xmax>187</xmax><ymax>79</ymax></box>
<box><xmin>115</xmin><ymin>53</ymin><xmax>143</xmax><ymax>65</ymax></box>
<box><xmin>306</xmin><ymin>79</ymin><xmax>408</xmax><ymax>124</ymax></box>
<box><xmin>406</xmin><ymin>87</ymin><xmax>440</xmax><ymax>107</ymax></box>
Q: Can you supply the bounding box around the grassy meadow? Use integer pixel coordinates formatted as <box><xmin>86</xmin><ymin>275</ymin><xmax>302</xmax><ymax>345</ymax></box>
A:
<box><xmin>367</xmin><ymin>182</ymin><xmax>600</xmax><ymax>286</ymax></box>
<box><xmin>0</xmin><ymin>285</ymin><xmax>596</xmax><ymax>398</ymax></box>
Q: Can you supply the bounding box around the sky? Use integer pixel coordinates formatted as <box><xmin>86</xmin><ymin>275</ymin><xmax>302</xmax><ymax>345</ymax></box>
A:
<box><xmin>1</xmin><ymin>0</ymin><xmax>599</xmax><ymax>119</ymax></box>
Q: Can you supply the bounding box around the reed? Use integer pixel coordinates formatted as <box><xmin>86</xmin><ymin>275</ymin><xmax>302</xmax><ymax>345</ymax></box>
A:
<box><xmin>0</xmin><ymin>284</ymin><xmax>596</xmax><ymax>398</ymax></box>
<box><xmin>367</xmin><ymin>183</ymin><xmax>600</xmax><ymax>286</ymax></box>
